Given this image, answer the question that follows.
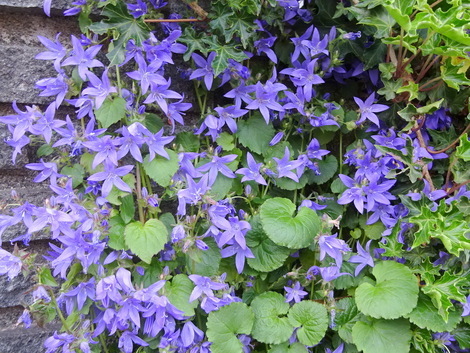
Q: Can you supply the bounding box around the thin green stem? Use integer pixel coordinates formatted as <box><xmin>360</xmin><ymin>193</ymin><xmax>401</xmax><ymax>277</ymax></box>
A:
<box><xmin>49</xmin><ymin>290</ymin><xmax>71</xmax><ymax>333</ymax></box>
<box><xmin>115</xmin><ymin>65</ymin><xmax>122</xmax><ymax>96</ymax></box>
<box><xmin>98</xmin><ymin>333</ymin><xmax>110</xmax><ymax>353</ymax></box>
<box><xmin>339</xmin><ymin>132</ymin><xmax>343</xmax><ymax>175</ymax></box>
<box><xmin>135</xmin><ymin>164</ymin><xmax>146</xmax><ymax>223</ymax></box>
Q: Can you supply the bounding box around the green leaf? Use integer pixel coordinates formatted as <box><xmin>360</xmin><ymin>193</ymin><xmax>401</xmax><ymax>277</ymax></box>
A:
<box><xmin>61</xmin><ymin>164</ymin><xmax>85</xmax><ymax>188</ymax></box>
<box><xmin>378</xmin><ymin>78</ymin><xmax>403</xmax><ymax>100</ymax></box>
<box><xmin>355</xmin><ymin>261</ymin><xmax>419</xmax><ymax>319</ymax></box>
<box><xmin>120</xmin><ymin>194</ymin><xmax>135</xmax><ymax>224</ymax></box>
<box><xmin>308</xmin><ymin>155</ymin><xmax>338</xmax><ymax>184</ymax></box>
<box><xmin>124</xmin><ymin>219</ymin><xmax>168</xmax><ymax>263</ymax></box>
<box><xmin>237</xmin><ymin>114</ymin><xmax>275</xmax><ymax>155</ymax></box>
<box><xmin>108</xmin><ymin>222</ymin><xmax>127</xmax><ymax>250</ymax></box>
<box><xmin>397</xmin><ymin>99</ymin><xmax>444</xmax><ymax>121</ymax></box>
<box><xmin>37</xmin><ymin>144</ymin><xmax>54</xmax><ymax>157</ymax></box>
<box><xmin>203</xmin><ymin>38</ymin><xmax>248</xmax><ymax>76</ymax></box>
<box><xmin>179</xmin><ymin>27</ymin><xmax>209</xmax><ymax>61</ymax></box>
<box><xmin>453</xmin><ymin>325</ymin><xmax>470</xmax><ymax>349</ymax></box>
<box><xmin>334</xmin><ymin>297</ymin><xmax>361</xmax><ymax>344</ymax></box>
<box><xmin>176</xmin><ymin>131</ymin><xmax>201</xmax><ymax>152</ymax></box>
<box><xmin>251</xmin><ymin>292</ymin><xmax>294</xmax><ymax>344</ymax></box>
<box><xmin>406</xmin><ymin>293</ymin><xmax>462</xmax><ymax>332</ymax></box>
<box><xmin>206</xmin><ymin>302</ymin><xmax>254</xmax><ymax>353</ymax></box>
<box><xmin>268</xmin><ymin>342</ymin><xmax>308</xmax><ymax>353</ymax></box>
<box><xmin>217</xmin><ymin>132</ymin><xmax>235</xmax><ymax>151</ymax></box>
<box><xmin>354</xmin><ymin>6</ymin><xmax>396</xmax><ymax>38</ymax></box>
<box><xmin>210</xmin><ymin>174</ymin><xmax>234</xmax><ymax>201</ymax></box>
<box><xmin>246</xmin><ymin>216</ymin><xmax>291</xmax><ymax>272</ymax></box>
<box><xmin>95</xmin><ymin>97</ymin><xmax>126</xmax><ymax>128</ymax></box>
<box><xmin>142</xmin><ymin>149</ymin><xmax>179</xmax><ymax>187</ymax></box>
<box><xmin>96</xmin><ymin>3</ymin><xmax>150</xmax><ymax>65</ymax></box>
<box><xmin>352</xmin><ymin>318</ymin><xmax>412</xmax><ymax>353</ymax></box>
<box><xmin>163</xmin><ymin>274</ymin><xmax>198</xmax><ymax>316</ymax></box>
<box><xmin>224</xmin><ymin>12</ymin><xmax>257</xmax><ymax>48</ymax></box>
<box><xmin>421</xmin><ymin>271</ymin><xmax>468</xmax><ymax>322</ymax></box>
<box><xmin>260</xmin><ymin>198</ymin><xmax>320</xmax><ymax>249</ymax></box>
<box><xmin>186</xmin><ymin>238</ymin><xmax>221</xmax><ymax>276</ymax></box>
<box><xmin>456</xmin><ymin>133</ymin><xmax>470</xmax><ymax>161</ymax></box>
<box><xmin>38</xmin><ymin>268</ymin><xmax>58</xmax><ymax>287</ymax></box>
<box><xmin>288</xmin><ymin>301</ymin><xmax>329</xmax><ymax>346</ymax></box>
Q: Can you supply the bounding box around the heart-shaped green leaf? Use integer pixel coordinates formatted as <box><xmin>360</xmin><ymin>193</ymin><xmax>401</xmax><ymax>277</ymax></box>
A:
<box><xmin>124</xmin><ymin>219</ymin><xmax>168</xmax><ymax>263</ymax></box>
<box><xmin>207</xmin><ymin>302</ymin><xmax>254</xmax><ymax>353</ymax></box>
<box><xmin>260</xmin><ymin>198</ymin><xmax>320</xmax><ymax>249</ymax></box>
<box><xmin>352</xmin><ymin>318</ymin><xmax>412</xmax><ymax>353</ymax></box>
<box><xmin>355</xmin><ymin>261</ymin><xmax>419</xmax><ymax>319</ymax></box>
<box><xmin>288</xmin><ymin>301</ymin><xmax>328</xmax><ymax>346</ymax></box>
<box><xmin>251</xmin><ymin>292</ymin><xmax>294</xmax><ymax>344</ymax></box>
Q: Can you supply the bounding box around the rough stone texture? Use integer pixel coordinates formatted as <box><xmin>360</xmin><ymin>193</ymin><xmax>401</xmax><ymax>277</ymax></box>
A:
<box><xmin>0</xmin><ymin>0</ymin><xmax>73</xmax><ymax>14</ymax></box>
<box><xmin>0</xmin><ymin>323</ymin><xmax>61</xmax><ymax>353</ymax></box>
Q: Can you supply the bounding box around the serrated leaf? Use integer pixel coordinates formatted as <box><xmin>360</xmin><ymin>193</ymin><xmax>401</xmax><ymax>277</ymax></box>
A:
<box><xmin>237</xmin><ymin>113</ymin><xmax>275</xmax><ymax>155</ymax></box>
<box><xmin>355</xmin><ymin>6</ymin><xmax>396</xmax><ymax>38</ymax></box>
<box><xmin>37</xmin><ymin>144</ymin><xmax>54</xmax><ymax>157</ymax></box>
<box><xmin>246</xmin><ymin>216</ymin><xmax>291</xmax><ymax>272</ymax></box>
<box><xmin>217</xmin><ymin>132</ymin><xmax>235</xmax><ymax>151</ymax></box>
<box><xmin>38</xmin><ymin>268</ymin><xmax>58</xmax><ymax>287</ymax></box>
<box><xmin>268</xmin><ymin>342</ymin><xmax>308</xmax><ymax>353</ymax></box>
<box><xmin>96</xmin><ymin>3</ymin><xmax>150</xmax><ymax>65</ymax></box>
<box><xmin>95</xmin><ymin>97</ymin><xmax>126</xmax><ymax>128</ymax></box>
<box><xmin>456</xmin><ymin>133</ymin><xmax>470</xmax><ymax>161</ymax></box>
<box><xmin>352</xmin><ymin>318</ymin><xmax>412</xmax><ymax>353</ymax></box>
<box><xmin>176</xmin><ymin>131</ymin><xmax>201</xmax><ymax>152</ymax></box>
<box><xmin>186</xmin><ymin>238</ymin><xmax>221</xmax><ymax>277</ymax></box>
<box><xmin>355</xmin><ymin>261</ymin><xmax>419</xmax><ymax>319</ymax></box>
<box><xmin>453</xmin><ymin>326</ymin><xmax>470</xmax><ymax>349</ymax></box>
<box><xmin>61</xmin><ymin>164</ymin><xmax>85</xmax><ymax>188</ymax></box>
<box><xmin>288</xmin><ymin>301</ymin><xmax>329</xmax><ymax>346</ymax></box>
<box><xmin>108</xmin><ymin>223</ymin><xmax>127</xmax><ymax>250</ymax></box>
<box><xmin>421</xmin><ymin>271</ymin><xmax>468</xmax><ymax>322</ymax></box>
<box><xmin>206</xmin><ymin>302</ymin><xmax>254</xmax><ymax>353</ymax></box>
<box><xmin>334</xmin><ymin>297</ymin><xmax>361</xmax><ymax>344</ymax></box>
<box><xmin>179</xmin><ymin>27</ymin><xmax>209</xmax><ymax>61</ymax></box>
<box><xmin>120</xmin><ymin>194</ymin><xmax>135</xmax><ymax>224</ymax></box>
<box><xmin>203</xmin><ymin>37</ymin><xmax>248</xmax><ymax>76</ymax></box>
<box><xmin>163</xmin><ymin>274</ymin><xmax>198</xmax><ymax>316</ymax></box>
<box><xmin>142</xmin><ymin>149</ymin><xmax>179</xmax><ymax>187</ymax></box>
<box><xmin>260</xmin><ymin>198</ymin><xmax>320</xmax><ymax>249</ymax></box>
<box><xmin>406</xmin><ymin>292</ymin><xmax>461</xmax><ymax>332</ymax></box>
<box><xmin>251</xmin><ymin>291</ymin><xmax>294</xmax><ymax>344</ymax></box>
<box><xmin>124</xmin><ymin>219</ymin><xmax>168</xmax><ymax>263</ymax></box>
<box><xmin>308</xmin><ymin>155</ymin><xmax>338</xmax><ymax>185</ymax></box>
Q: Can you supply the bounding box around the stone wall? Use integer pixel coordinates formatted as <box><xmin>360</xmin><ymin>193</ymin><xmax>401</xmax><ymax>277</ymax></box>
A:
<box><xmin>0</xmin><ymin>1</ymin><xmax>201</xmax><ymax>351</ymax></box>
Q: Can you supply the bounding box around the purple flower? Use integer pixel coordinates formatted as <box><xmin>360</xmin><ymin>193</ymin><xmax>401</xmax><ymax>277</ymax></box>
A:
<box><xmin>36</xmin><ymin>34</ymin><xmax>67</xmax><ymax>71</ymax></box>
<box><xmin>61</xmin><ymin>35</ymin><xmax>103</xmax><ymax>80</ymax></box>
<box><xmin>63</xmin><ymin>278</ymin><xmax>95</xmax><ymax>313</ymax></box>
<box><xmin>83</xmin><ymin>135</ymin><xmax>121</xmax><ymax>168</ymax></box>
<box><xmin>197</xmin><ymin>154</ymin><xmax>238</xmax><ymax>186</ymax></box>
<box><xmin>166</xmin><ymin>100</ymin><xmax>192</xmax><ymax>133</ymax></box>
<box><xmin>236</xmin><ymin>153</ymin><xmax>267</xmax><ymax>185</ymax></box>
<box><xmin>127</xmin><ymin>0</ymin><xmax>147</xmax><ymax>18</ymax></box>
<box><xmin>177</xmin><ymin>175</ymin><xmax>210</xmax><ymax>216</ymax></box>
<box><xmin>0</xmin><ymin>248</ymin><xmax>22</xmax><ymax>280</ymax></box>
<box><xmin>308</xmin><ymin>265</ymin><xmax>351</xmax><ymax>282</ymax></box>
<box><xmin>273</xmin><ymin>147</ymin><xmax>303</xmax><ymax>182</ymax></box>
<box><xmin>284</xmin><ymin>281</ymin><xmax>308</xmax><ymax>303</ymax></box>
<box><xmin>142</xmin><ymin>128</ymin><xmax>175</xmax><ymax>162</ymax></box>
<box><xmin>254</xmin><ymin>36</ymin><xmax>278</xmax><ymax>63</ymax></box>
<box><xmin>269</xmin><ymin>132</ymin><xmax>284</xmax><ymax>146</ymax></box>
<box><xmin>220</xmin><ymin>242</ymin><xmax>255</xmax><ymax>274</ymax></box>
<box><xmin>318</xmin><ymin>233</ymin><xmax>351</xmax><ymax>267</ymax></box>
<box><xmin>462</xmin><ymin>295</ymin><xmax>470</xmax><ymax>317</ymax></box>
<box><xmin>326</xmin><ymin>343</ymin><xmax>345</xmax><ymax>353</ymax></box>
<box><xmin>246</xmin><ymin>81</ymin><xmax>285</xmax><ymax>124</ymax></box>
<box><xmin>349</xmin><ymin>240</ymin><xmax>375</xmax><ymax>276</ymax></box>
<box><xmin>82</xmin><ymin>69</ymin><xmax>117</xmax><ymax>109</ymax></box>
<box><xmin>143</xmin><ymin>79</ymin><xmax>183</xmax><ymax>114</ymax></box>
<box><xmin>188</xmin><ymin>275</ymin><xmax>227</xmax><ymax>302</ymax></box>
<box><xmin>43</xmin><ymin>0</ymin><xmax>52</xmax><ymax>16</ymax></box>
<box><xmin>29</xmin><ymin>102</ymin><xmax>65</xmax><ymax>143</ymax></box>
<box><xmin>285</xmin><ymin>59</ymin><xmax>324</xmax><ymax>101</ymax></box>
<box><xmin>214</xmin><ymin>105</ymin><xmax>248</xmax><ymax>133</ymax></box>
<box><xmin>213</xmin><ymin>216</ymin><xmax>251</xmax><ymax>249</ymax></box>
<box><xmin>126</xmin><ymin>55</ymin><xmax>166</xmax><ymax>94</ymax></box>
<box><xmin>35</xmin><ymin>73</ymin><xmax>69</xmax><ymax>107</ymax></box>
<box><xmin>87</xmin><ymin>165</ymin><xmax>134</xmax><ymax>197</ymax></box>
<box><xmin>26</xmin><ymin>159</ymin><xmax>62</xmax><ymax>183</ymax></box>
<box><xmin>337</xmin><ymin>174</ymin><xmax>366</xmax><ymax>213</ymax></box>
<box><xmin>354</xmin><ymin>93</ymin><xmax>389</xmax><ymax>127</ymax></box>
<box><xmin>190</xmin><ymin>52</ymin><xmax>216</xmax><ymax>90</ymax></box>
<box><xmin>180</xmin><ymin>321</ymin><xmax>204</xmax><ymax>348</ymax></box>
<box><xmin>118</xmin><ymin>331</ymin><xmax>149</xmax><ymax>353</ymax></box>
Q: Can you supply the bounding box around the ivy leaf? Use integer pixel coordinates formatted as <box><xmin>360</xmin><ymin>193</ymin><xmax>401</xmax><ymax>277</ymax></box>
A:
<box><xmin>421</xmin><ymin>271</ymin><xmax>468</xmax><ymax>322</ymax></box>
<box><xmin>95</xmin><ymin>3</ymin><xmax>150</xmax><ymax>65</ymax></box>
<box><xmin>406</xmin><ymin>293</ymin><xmax>462</xmax><ymax>332</ymax></box>
<box><xmin>203</xmin><ymin>37</ymin><xmax>248</xmax><ymax>76</ymax></box>
<box><xmin>246</xmin><ymin>216</ymin><xmax>291</xmax><ymax>272</ymax></box>
<box><xmin>124</xmin><ymin>219</ymin><xmax>168</xmax><ymax>263</ymax></box>
<box><xmin>441</xmin><ymin>58</ymin><xmax>470</xmax><ymax>91</ymax></box>
<box><xmin>206</xmin><ymin>302</ymin><xmax>254</xmax><ymax>353</ymax></box>
<box><xmin>268</xmin><ymin>342</ymin><xmax>308</xmax><ymax>353</ymax></box>
<box><xmin>334</xmin><ymin>297</ymin><xmax>361</xmax><ymax>344</ymax></box>
<box><xmin>224</xmin><ymin>12</ymin><xmax>257</xmax><ymax>48</ymax></box>
<box><xmin>38</xmin><ymin>268</ymin><xmax>58</xmax><ymax>287</ymax></box>
<box><xmin>260</xmin><ymin>198</ymin><xmax>320</xmax><ymax>249</ymax></box>
<box><xmin>456</xmin><ymin>133</ymin><xmax>470</xmax><ymax>161</ymax></box>
<box><xmin>179</xmin><ymin>27</ymin><xmax>209</xmax><ymax>61</ymax></box>
<box><xmin>355</xmin><ymin>261</ymin><xmax>419</xmax><ymax>319</ymax></box>
<box><xmin>251</xmin><ymin>291</ymin><xmax>294</xmax><ymax>344</ymax></box>
<box><xmin>95</xmin><ymin>97</ymin><xmax>126</xmax><ymax>128</ymax></box>
<box><xmin>453</xmin><ymin>326</ymin><xmax>470</xmax><ymax>349</ymax></box>
<box><xmin>163</xmin><ymin>274</ymin><xmax>198</xmax><ymax>316</ymax></box>
<box><xmin>142</xmin><ymin>149</ymin><xmax>179</xmax><ymax>187</ymax></box>
<box><xmin>237</xmin><ymin>113</ymin><xmax>275</xmax><ymax>155</ymax></box>
<box><xmin>353</xmin><ymin>6</ymin><xmax>396</xmax><ymax>38</ymax></box>
<box><xmin>288</xmin><ymin>301</ymin><xmax>329</xmax><ymax>346</ymax></box>
<box><xmin>225</xmin><ymin>0</ymin><xmax>261</xmax><ymax>15</ymax></box>
<box><xmin>352</xmin><ymin>318</ymin><xmax>412</xmax><ymax>353</ymax></box>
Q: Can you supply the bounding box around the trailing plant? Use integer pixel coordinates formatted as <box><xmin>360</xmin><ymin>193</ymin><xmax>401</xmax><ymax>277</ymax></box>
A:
<box><xmin>0</xmin><ymin>0</ymin><xmax>469</xmax><ymax>352</ymax></box>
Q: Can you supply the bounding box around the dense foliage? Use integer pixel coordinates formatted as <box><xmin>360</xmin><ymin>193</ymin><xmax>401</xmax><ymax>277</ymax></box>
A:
<box><xmin>0</xmin><ymin>0</ymin><xmax>469</xmax><ymax>352</ymax></box>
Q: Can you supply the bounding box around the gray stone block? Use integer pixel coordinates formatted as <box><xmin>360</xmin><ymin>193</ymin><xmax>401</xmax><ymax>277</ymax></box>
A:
<box><xmin>0</xmin><ymin>0</ymin><xmax>73</xmax><ymax>15</ymax></box>
<box><xmin>0</xmin><ymin>324</ymin><xmax>60</xmax><ymax>353</ymax></box>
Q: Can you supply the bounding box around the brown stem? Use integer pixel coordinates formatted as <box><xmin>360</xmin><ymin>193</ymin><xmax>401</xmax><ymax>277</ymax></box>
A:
<box><xmin>416</xmin><ymin>55</ymin><xmax>440</xmax><ymax>83</ymax></box>
<box><xmin>397</xmin><ymin>28</ymin><xmax>404</xmax><ymax>71</ymax></box>
<box><xmin>144</xmin><ymin>18</ymin><xmax>206</xmax><ymax>22</ymax></box>
<box><xmin>446</xmin><ymin>180</ymin><xmax>470</xmax><ymax>195</ymax></box>
<box><xmin>415</xmin><ymin>124</ymin><xmax>436</xmax><ymax>191</ymax></box>
<box><xmin>426</xmin><ymin>124</ymin><xmax>470</xmax><ymax>154</ymax></box>
<box><xmin>186</xmin><ymin>1</ymin><xmax>208</xmax><ymax>19</ymax></box>
<box><xmin>419</xmin><ymin>80</ymin><xmax>444</xmax><ymax>92</ymax></box>
<box><xmin>399</xmin><ymin>31</ymin><xmax>435</xmax><ymax>72</ymax></box>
